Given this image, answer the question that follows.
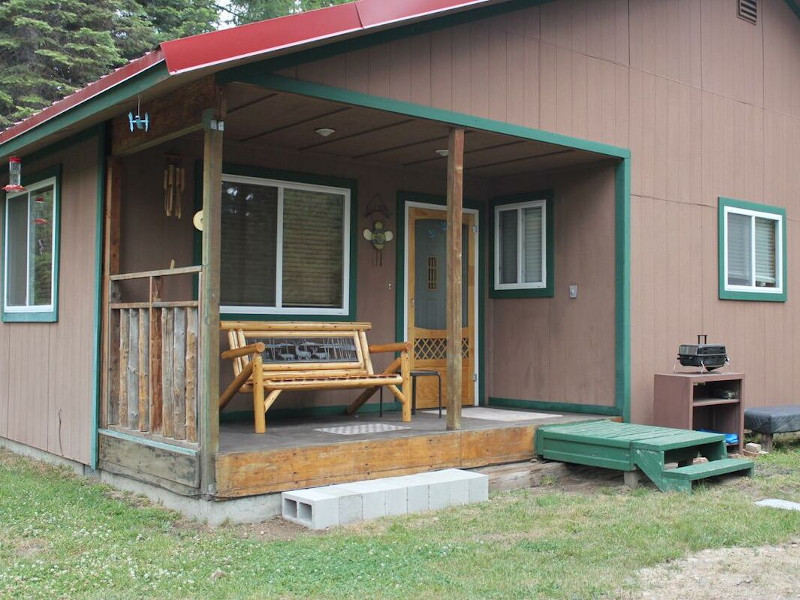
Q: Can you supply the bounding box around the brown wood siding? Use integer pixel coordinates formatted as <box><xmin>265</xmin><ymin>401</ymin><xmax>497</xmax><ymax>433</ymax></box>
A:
<box><xmin>277</xmin><ymin>0</ymin><xmax>800</xmax><ymax>422</ymax></box>
<box><xmin>488</xmin><ymin>164</ymin><xmax>616</xmax><ymax>407</ymax></box>
<box><xmin>0</xmin><ymin>137</ymin><xmax>99</xmax><ymax>464</ymax></box>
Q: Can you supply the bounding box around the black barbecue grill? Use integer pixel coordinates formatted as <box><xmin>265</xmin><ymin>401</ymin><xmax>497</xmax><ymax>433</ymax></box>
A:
<box><xmin>677</xmin><ymin>334</ymin><xmax>727</xmax><ymax>371</ymax></box>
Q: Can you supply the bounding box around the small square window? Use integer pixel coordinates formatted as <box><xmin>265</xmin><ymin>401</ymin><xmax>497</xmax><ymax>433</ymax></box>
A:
<box><xmin>2</xmin><ymin>171</ymin><xmax>60</xmax><ymax>322</ymax></box>
<box><xmin>491</xmin><ymin>192</ymin><xmax>554</xmax><ymax>298</ymax></box>
<box><xmin>719</xmin><ymin>197</ymin><xmax>786</xmax><ymax>302</ymax></box>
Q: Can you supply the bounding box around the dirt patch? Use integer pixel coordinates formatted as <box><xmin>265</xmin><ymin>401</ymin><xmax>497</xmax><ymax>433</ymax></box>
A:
<box><xmin>620</xmin><ymin>542</ymin><xmax>800</xmax><ymax>600</ymax></box>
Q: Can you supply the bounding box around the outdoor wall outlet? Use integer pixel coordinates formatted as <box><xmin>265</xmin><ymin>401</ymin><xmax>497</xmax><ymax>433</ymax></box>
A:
<box><xmin>569</xmin><ymin>284</ymin><xmax>578</xmax><ymax>299</ymax></box>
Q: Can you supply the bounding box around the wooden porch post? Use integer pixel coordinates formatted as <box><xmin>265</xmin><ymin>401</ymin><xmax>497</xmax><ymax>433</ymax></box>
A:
<box><xmin>199</xmin><ymin>89</ymin><xmax>225</xmax><ymax>496</ymax></box>
<box><xmin>446</xmin><ymin>127</ymin><xmax>465</xmax><ymax>431</ymax></box>
<box><xmin>101</xmin><ymin>157</ymin><xmax>122</xmax><ymax>427</ymax></box>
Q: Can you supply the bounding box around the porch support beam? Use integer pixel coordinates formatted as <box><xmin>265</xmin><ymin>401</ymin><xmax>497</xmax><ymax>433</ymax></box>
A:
<box><xmin>101</xmin><ymin>157</ymin><xmax>122</xmax><ymax>428</ymax></box>
<box><xmin>446</xmin><ymin>127</ymin><xmax>465</xmax><ymax>431</ymax></box>
<box><xmin>199</xmin><ymin>86</ymin><xmax>225</xmax><ymax>497</ymax></box>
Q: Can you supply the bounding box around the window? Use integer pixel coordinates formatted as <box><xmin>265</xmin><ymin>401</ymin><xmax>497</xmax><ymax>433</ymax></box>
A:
<box><xmin>491</xmin><ymin>192</ymin><xmax>554</xmax><ymax>298</ymax></box>
<box><xmin>220</xmin><ymin>172</ymin><xmax>353</xmax><ymax>316</ymax></box>
<box><xmin>719</xmin><ymin>197</ymin><xmax>786</xmax><ymax>302</ymax></box>
<box><xmin>2</xmin><ymin>172</ymin><xmax>60</xmax><ymax>322</ymax></box>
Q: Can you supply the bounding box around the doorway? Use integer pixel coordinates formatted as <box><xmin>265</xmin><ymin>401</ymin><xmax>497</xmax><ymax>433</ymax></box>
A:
<box><xmin>404</xmin><ymin>203</ymin><xmax>478</xmax><ymax>408</ymax></box>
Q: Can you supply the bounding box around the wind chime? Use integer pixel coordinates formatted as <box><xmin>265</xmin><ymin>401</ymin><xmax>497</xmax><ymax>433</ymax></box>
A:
<box><xmin>163</xmin><ymin>154</ymin><xmax>186</xmax><ymax>218</ymax></box>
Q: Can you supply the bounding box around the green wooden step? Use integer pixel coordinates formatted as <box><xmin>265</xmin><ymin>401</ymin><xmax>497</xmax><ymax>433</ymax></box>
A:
<box><xmin>664</xmin><ymin>458</ymin><xmax>754</xmax><ymax>481</ymax></box>
<box><xmin>633</xmin><ymin>431</ymin><xmax>725</xmax><ymax>451</ymax></box>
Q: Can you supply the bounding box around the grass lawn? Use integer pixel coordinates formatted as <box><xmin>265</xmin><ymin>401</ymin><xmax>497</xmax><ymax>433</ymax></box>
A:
<box><xmin>1</xmin><ymin>441</ymin><xmax>800</xmax><ymax>600</ymax></box>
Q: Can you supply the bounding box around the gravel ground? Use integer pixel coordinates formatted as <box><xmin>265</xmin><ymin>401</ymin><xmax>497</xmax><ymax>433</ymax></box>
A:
<box><xmin>621</xmin><ymin>542</ymin><xmax>800</xmax><ymax>600</ymax></box>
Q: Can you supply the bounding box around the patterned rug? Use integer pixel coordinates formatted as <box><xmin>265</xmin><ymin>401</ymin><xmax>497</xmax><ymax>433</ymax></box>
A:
<box><xmin>314</xmin><ymin>423</ymin><xmax>411</xmax><ymax>436</ymax></box>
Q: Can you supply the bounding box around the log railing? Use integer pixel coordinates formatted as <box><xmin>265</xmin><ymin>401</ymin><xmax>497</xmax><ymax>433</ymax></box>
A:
<box><xmin>104</xmin><ymin>267</ymin><xmax>201</xmax><ymax>443</ymax></box>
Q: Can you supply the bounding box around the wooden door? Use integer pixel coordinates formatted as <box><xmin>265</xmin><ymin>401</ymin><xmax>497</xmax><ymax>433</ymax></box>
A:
<box><xmin>408</xmin><ymin>207</ymin><xmax>476</xmax><ymax>408</ymax></box>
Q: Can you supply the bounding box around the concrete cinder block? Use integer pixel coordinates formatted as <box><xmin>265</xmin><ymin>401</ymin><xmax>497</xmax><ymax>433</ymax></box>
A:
<box><xmin>448</xmin><ymin>478</ymin><xmax>470</xmax><ymax>506</ymax></box>
<box><xmin>336</xmin><ymin>481</ymin><xmax>387</xmax><ymax>521</ymax></box>
<box><xmin>400</xmin><ymin>475</ymin><xmax>431</xmax><ymax>513</ymax></box>
<box><xmin>383</xmin><ymin>481</ymin><xmax>409</xmax><ymax>516</ymax></box>
<box><xmin>281</xmin><ymin>489</ymin><xmax>340</xmax><ymax>530</ymax></box>
<box><xmin>437</xmin><ymin>469</ymin><xmax>489</xmax><ymax>503</ymax></box>
<box><xmin>323</xmin><ymin>487</ymin><xmax>364</xmax><ymax>525</ymax></box>
<box><xmin>282</xmin><ymin>469</ymin><xmax>488</xmax><ymax>529</ymax></box>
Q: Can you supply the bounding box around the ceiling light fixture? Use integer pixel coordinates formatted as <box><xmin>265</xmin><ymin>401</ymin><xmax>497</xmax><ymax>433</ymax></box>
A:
<box><xmin>315</xmin><ymin>127</ymin><xmax>336</xmax><ymax>137</ymax></box>
<box><xmin>435</xmin><ymin>149</ymin><xmax>449</xmax><ymax>157</ymax></box>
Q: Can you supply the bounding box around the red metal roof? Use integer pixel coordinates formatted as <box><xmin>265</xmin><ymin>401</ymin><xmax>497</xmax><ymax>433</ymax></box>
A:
<box><xmin>0</xmin><ymin>0</ymin><xmax>502</xmax><ymax>151</ymax></box>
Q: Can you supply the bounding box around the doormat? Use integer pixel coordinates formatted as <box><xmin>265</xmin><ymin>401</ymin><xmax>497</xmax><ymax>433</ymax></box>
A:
<box><xmin>314</xmin><ymin>423</ymin><xmax>411</xmax><ymax>436</ymax></box>
<box><xmin>422</xmin><ymin>407</ymin><xmax>561</xmax><ymax>421</ymax></box>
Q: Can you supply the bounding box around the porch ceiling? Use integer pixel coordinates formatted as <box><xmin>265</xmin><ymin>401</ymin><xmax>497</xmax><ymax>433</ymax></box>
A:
<box><xmin>223</xmin><ymin>83</ymin><xmax>608</xmax><ymax>179</ymax></box>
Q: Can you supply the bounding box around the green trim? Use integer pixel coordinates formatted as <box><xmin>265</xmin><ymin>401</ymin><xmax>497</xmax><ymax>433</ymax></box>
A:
<box><xmin>615</xmin><ymin>159</ymin><xmax>631</xmax><ymax>422</ymax></box>
<box><xmin>220</xmin><ymin>401</ymin><xmax>402</xmax><ymax>423</ymax></box>
<box><xmin>784</xmin><ymin>0</ymin><xmax>800</xmax><ymax>20</ymax></box>
<box><xmin>99</xmin><ymin>428</ymin><xmax>198</xmax><ymax>457</ymax></box>
<box><xmin>90</xmin><ymin>125</ymin><xmax>106</xmax><ymax>469</ymax></box>
<box><xmin>718</xmin><ymin>196</ymin><xmax>787</xmax><ymax>303</ymax></box>
<box><xmin>488</xmin><ymin>190</ymin><xmax>555</xmax><ymax>299</ymax></box>
<box><xmin>0</xmin><ymin>63</ymin><xmax>170</xmax><ymax>160</ymax></box>
<box><xmin>227</xmin><ymin>75</ymin><xmax>631</xmax><ymax>161</ymax></box>
<box><xmin>1</xmin><ymin>164</ymin><xmax>62</xmax><ymax>323</ymax></box>
<box><xmin>213</xmin><ymin>162</ymin><xmax>359</xmax><ymax>321</ymax></box>
<box><xmin>488</xmin><ymin>397</ymin><xmax>621</xmax><ymax>417</ymax></box>
<box><xmin>394</xmin><ymin>191</ymin><xmax>486</xmax><ymax>406</ymax></box>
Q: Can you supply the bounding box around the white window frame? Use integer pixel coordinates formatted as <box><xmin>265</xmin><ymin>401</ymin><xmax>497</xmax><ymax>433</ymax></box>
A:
<box><xmin>722</xmin><ymin>204</ymin><xmax>784</xmax><ymax>296</ymax></box>
<box><xmin>219</xmin><ymin>173</ymin><xmax>351</xmax><ymax>316</ymax></box>
<box><xmin>493</xmin><ymin>199</ymin><xmax>547</xmax><ymax>291</ymax></box>
<box><xmin>3</xmin><ymin>177</ymin><xmax>58</xmax><ymax>315</ymax></box>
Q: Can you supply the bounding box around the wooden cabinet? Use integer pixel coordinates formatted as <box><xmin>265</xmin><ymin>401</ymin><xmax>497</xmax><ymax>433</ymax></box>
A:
<box><xmin>653</xmin><ymin>373</ymin><xmax>744</xmax><ymax>452</ymax></box>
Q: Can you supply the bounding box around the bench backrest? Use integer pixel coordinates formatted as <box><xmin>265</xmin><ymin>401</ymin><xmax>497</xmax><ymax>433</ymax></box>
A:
<box><xmin>220</xmin><ymin>321</ymin><xmax>375</xmax><ymax>379</ymax></box>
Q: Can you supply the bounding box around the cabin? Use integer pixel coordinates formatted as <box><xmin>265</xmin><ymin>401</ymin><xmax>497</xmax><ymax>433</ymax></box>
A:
<box><xmin>1</xmin><ymin>0</ymin><xmax>799</xmax><ymax>518</ymax></box>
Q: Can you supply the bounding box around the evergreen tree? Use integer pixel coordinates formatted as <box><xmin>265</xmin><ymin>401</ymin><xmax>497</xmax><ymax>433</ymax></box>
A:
<box><xmin>0</xmin><ymin>0</ymin><xmax>218</xmax><ymax>129</ymax></box>
<box><xmin>226</xmin><ymin>0</ymin><xmax>354</xmax><ymax>26</ymax></box>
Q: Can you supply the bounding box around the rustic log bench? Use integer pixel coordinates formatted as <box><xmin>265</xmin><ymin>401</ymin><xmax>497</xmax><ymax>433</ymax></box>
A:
<box><xmin>219</xmin><ymin>321</ymin><xmax>412</xmax><ymax>433</ymax></box>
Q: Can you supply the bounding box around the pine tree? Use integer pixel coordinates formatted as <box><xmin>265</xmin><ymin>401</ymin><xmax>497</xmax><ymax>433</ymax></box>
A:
<box><xmin>0</xmin><ymin>0</ymin><xmax>219</xmax><ymax>129</ymax></box>
<box><xmin>226</xmin><ymin>0</ymin><xmax>354</xmax><ymax>26</ymax></box>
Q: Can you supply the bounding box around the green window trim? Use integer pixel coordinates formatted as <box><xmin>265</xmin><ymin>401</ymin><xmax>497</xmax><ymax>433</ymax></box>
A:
<box><xmin>489</xmin><ymin>191</ymin><xmax>554</xmax><ymax>298</ymax></box>
<box><xmin>718</xmin><ymin>197</ymin><xmax>787</xmax><ymax>302</ymax></box>
<box><xmin>209</xmin><ymin>163</ymin><xmax>359</xmax><ymax>321</ymax></box>
<box><xmin>1</xmin><ymin>165</ymin><xmax>61</xmax><ymax>323</ymax></box>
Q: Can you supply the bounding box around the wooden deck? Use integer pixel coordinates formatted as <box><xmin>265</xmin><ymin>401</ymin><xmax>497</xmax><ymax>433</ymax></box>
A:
<box><xmin>214</xmin><ymin>408</ymin><xmax>604</xmax><ymax>498</ymax></box>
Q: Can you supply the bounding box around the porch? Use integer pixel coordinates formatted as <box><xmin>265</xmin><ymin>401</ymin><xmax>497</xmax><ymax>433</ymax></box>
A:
<box><xmin>100</xmin><ymin>407</ymin><xmax>605</xmax><ymax>499</ymax></box>
<box><xmin>97</xmin><ymin>71</ymin><xmax>625</xmax><ymax>501</ymax></box>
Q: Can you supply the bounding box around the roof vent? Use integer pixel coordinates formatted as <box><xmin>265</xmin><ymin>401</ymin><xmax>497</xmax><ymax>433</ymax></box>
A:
<box><xmin>738</xmin><ymin>0</ymin><xmax>757</xmax><ymax>24</ymax></box>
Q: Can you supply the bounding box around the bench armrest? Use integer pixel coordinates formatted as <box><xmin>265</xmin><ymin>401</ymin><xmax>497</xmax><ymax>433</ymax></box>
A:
<box><xmin>369</xmin><ymin>342</ymin><xmax>411</xmax><ymax>354</ymax></box>
<box><xmin>221</xmin><ymin>342</ymin><xmax>266</xmax><ymax>360</ymax></box>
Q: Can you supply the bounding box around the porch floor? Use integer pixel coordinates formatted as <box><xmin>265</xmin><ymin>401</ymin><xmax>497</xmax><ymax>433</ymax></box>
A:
<box><xmin>218</xmin><ymin>407</ymin><xmax>601</xmax><ymax>453</ymax></box>
<box><xmin>214</xmin><ymin>406</ymin><xmax>610</xmax><ymax>498</ymax></box>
